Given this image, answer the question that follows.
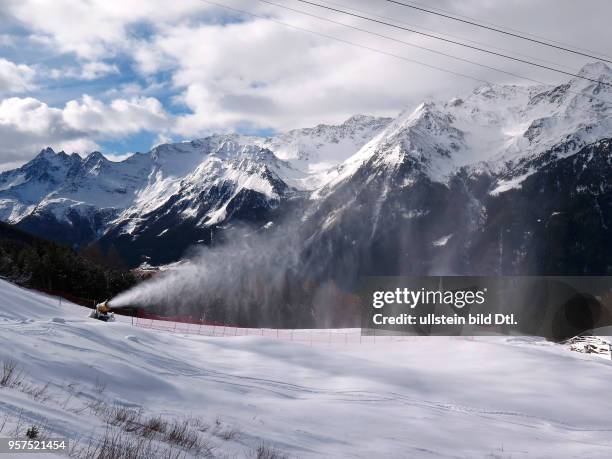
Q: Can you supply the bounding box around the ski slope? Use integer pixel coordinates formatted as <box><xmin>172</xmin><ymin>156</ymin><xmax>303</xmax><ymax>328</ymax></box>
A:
<box><xmin>1</xmin><ymin>279</ymin><xmax>612</xmax><ymax>458</ymax></box>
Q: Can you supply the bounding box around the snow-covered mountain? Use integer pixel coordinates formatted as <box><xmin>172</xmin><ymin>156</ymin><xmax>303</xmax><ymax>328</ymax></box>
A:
<box><xmin>316</xmin><ymin>61</ymin><xmax>611</xmax><ymax>196</ymax></box>
<box><xmin>0</xmin><ymin>114</ymin><xmax>389</xmax><ymax>263</ymax></box>
<box><xmin>301</xmin><ymin>62</ymin><xmax>612</xmax><ymax>281</ymax></box>
<box><xmin>259</xmin><ymin>114</ymin><xmax>392</xmax><ymax>186</ymax></box>
<box><xmin>95</xmin><ymin>137</ymin><xmax>311</xmax><ymax>266</ymax></box>
<box><xmin>1</xmin><ymin>62</ymin><xmax>611</xmax><ymax>271</ymax></box>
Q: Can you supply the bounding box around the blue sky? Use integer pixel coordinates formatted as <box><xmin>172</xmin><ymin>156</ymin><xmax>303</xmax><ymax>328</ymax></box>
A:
<box><xmin>0</xmin><ymin>0</ymin><xmax>608</xmax><ymax>170</ymax></box>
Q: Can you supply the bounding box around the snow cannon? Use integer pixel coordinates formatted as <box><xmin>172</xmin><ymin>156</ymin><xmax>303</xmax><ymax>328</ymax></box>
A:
<box><xmin>89</xmin><ymin>300</ymin><xmax>116</xmax><ymax>322</ymax></box>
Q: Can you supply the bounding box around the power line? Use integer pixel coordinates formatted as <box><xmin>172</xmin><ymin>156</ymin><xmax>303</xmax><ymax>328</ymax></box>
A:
<box><xmin>293</xmin><ymin>0</ymin><xmax>612</xmax><ymax>88</ymax></box>
<box><xmin>198</xmin><ymin>0</ymin><xmax>491</xmax><ymax>86</ymax></box>
<box><xmin>380</xmin><ymin>0</ymin><xmax>612</xmax><ymax>63</ymax></box>
<box><xmin>322</xmin><ymin>0</ymin><xmax>581</xmax><ymax>73</ymax></box>
<box><xmin>258</xmin><ymin>0</ymin><xmax>555</xmax><ymax>87</ymax></box>
<box><xmin>198</xmin><ymin>0</ymin><xmax>611</xmax><ymax>112</ymax></box>
<box><xmin>255</xmin><ymin>0</ymin><xmax>611</xmax><ymax>109</ymax></box>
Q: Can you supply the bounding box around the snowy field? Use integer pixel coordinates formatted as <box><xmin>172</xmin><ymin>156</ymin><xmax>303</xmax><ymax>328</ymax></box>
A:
<box><xmin>1</xmin><ymin>279</ymin><xmax>612</xmax><ymax>458</ymax></box>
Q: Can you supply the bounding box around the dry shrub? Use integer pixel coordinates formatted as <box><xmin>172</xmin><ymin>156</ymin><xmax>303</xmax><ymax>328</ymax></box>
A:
<box><xmin>1</xmin><ymin>359</ymin><xmax>24</xmax><ymax>388</ymax></box>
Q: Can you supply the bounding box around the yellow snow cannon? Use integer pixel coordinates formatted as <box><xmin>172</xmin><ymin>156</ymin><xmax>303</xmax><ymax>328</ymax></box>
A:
<box><xmin>90</xmin><ymin>300</ymin><xmax>116</xmax><ymax>322</ymax></box>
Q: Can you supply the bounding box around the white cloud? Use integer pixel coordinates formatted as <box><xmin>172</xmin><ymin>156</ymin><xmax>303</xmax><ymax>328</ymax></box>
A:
<box><xmin>49</xmin><ymin>61</ymin><xmax>119</xmax><ymax>81</ymax></box>
<box><xmin>0</xmin><ymin>0</ymin><xmax>610</xmax><ymax>170</ymax></box>
<box><xmin>105</xmin><ymin>152</ymin><xmax>137</xmax><ymax>162</ymax></box>
<box><xmin>147</xmin><ymin>17</ymin><xmax>466</xmax><ymax>135</ymax></box>
<box><xmin>151</xmin><ymin>133</ymin><xmax>173</xmax><ymax>149</ymax></box>
<box><xmin>80</xmin><ymin>61</ymin><xmax>120</xmax><ymax>80</ymax></box>
<box><xmin>62</xmin><ymin>94</ymin><xmax>169</xmax><ymax>135</ymax></box>
<box><xmin>0</xmin><ymin>94</ymin><xmax>170</xmax><ymax>167</ymax></box>
<box><xmin>103</xmin><ymin>80</ymin><xmax>168</xmax><ymax>99</ymax></box>
<box><xmin>0</xmin><ymin>97</ymin><xmax>80</xmax><ymax>166</ymax></box>
<box><xmin>132</xmin><ymin>40</ymin><xmax>175</xmax><ymax>75</ymax></box>
<box><xmin>4</xmin><ymin>0</ymin><xmax>213</xmax><ymax>60</ymax></box>
<box><xmin>54</xmin><ymin>138</ymin><xmax>101</xmax><ymax>155</ymax></box>
<box><xmin>0</xmin><ymin>58</ymin><xmax>35</xmax><ymax>94</ymax></box>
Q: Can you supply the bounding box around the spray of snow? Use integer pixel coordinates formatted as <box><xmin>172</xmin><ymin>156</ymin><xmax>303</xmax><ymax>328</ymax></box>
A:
<box><xmin>109</xmin><ymin>222</ymin><xmax>311</xmax><ymax>325</ymax></box>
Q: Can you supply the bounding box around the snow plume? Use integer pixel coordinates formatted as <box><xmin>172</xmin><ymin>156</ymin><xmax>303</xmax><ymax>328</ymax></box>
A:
<box><xmin>110</xmin><ymin>223</ymin><xmax>357</xmax><ymax>327</ymax></box>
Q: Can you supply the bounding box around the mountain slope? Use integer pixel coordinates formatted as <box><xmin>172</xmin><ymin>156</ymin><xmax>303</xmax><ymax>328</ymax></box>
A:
<box><xmin>0</xmin><ymin>221</ymin><xmax>135</xmax><ymax>301</ymax></box>
<box><xmin>260</xmin><ymin>114</ymin><xmax>392</xmax><ymax>183</ymax></box>
<box><xmin>2</xmin><ymin>278</ymin><xmax>612</xmax><ymax>458</ymax></box>
<box><xmin>299</xmin><ymin>62</ymin><xmax>612</xmax><ymax>282</ymax></box>
<box><xmin>0</xmin><ymin>115</ymin><xmax>389</xmax><ymax>262</ymax></box>
<box><xmin>96</xmin><ymin>137</ymin><xmax>308</xmax><ymax>266</ymax></box>
<box><xmin>0</xmin><ymin>62</ymin><xmax>610</xmax><ymax>271</ymax></box>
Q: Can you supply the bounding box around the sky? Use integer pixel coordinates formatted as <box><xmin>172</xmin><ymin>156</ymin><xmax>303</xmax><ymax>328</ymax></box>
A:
<box><xmin>0</xmin><ymin>0</ymin><xmax>610</xmax><ymax>171</ymax></box>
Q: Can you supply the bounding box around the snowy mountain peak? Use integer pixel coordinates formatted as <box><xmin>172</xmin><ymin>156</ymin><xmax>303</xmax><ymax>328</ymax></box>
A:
<box><xmin>30</xmin><ymin>148</ymin><xmax>81</xmax><ymax>172</ymax></box>
<box><xmin>260</xmin><ymin>114</ymin><xmax>391</xmax><ymax>177</ymax></box>
<box><xmin>577</xmin><ymin>61</ymin><xmax>612</xmax><ymax>80</ymax></box>
<box><xmin>364</xmin><ymin>102</ymin><xmax>466</xmax><ymax>178</ymax></box>
<box><xmin>561</xmin><ymin>61</ymin><xmax>612</xmax><ymax>100</ymax></box>
<box><xmin>84</xmin><ymin>151</ymin><xmax>108</xmax><ymax>164</ymax></box>
<box><xmin>210</xmin><ymin>135</ymin><xmax>264</xmax><ymax>159</ymax></box>
<box><xmin>341</xmin><ymin>113</ymin><xmax>389</xmax><ymax>128</ymax></box>
<box><xmin>35</xmin><ymin>147</ymin><xmax>57</xmax><ymax>159</ymax></box>
<box><xmin>313</xmin><ymin>103</ymin><xmax>467</xmax><ymax>194</ymax></box>
<box><xmin>318</xmin><ymin>64</ymin><xmax>612</xmax><ymax>194</ymax></box>
<box><xmin>469</xmin><ymin>83</ymin><xmax>531</xmax><ymax>106</ymax></box>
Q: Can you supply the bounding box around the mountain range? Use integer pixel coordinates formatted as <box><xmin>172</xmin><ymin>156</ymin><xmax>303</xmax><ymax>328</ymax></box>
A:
<box><xmin>1</xmin><ymin>62</ymin><xmax>610</xmax><ymax>279</ymax></box>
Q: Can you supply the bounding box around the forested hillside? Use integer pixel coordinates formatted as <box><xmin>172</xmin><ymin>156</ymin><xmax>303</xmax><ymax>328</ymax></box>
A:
<box><xmin>0</xmin><ymin>222</ymin><xmax>136</xmax><ymax>304</ymax></box>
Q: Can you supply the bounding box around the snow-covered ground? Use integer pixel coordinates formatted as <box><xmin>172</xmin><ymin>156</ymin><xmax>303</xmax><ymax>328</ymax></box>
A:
<box><xmin>1</xmin><ymin>278</ymin><xmax>612</xmax><ymax>458</ymax></box>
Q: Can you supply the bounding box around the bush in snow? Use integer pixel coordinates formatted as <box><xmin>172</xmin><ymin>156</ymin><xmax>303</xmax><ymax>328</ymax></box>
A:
<box><xmin>0</xmin><ymin>359</ymin><xmax>23</xmax><ymax>388</ymax></box>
